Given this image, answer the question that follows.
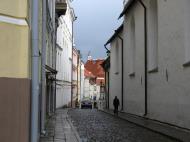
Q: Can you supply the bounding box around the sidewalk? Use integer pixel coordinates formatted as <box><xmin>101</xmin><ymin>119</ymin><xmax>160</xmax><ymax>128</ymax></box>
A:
<box><xmin>100</xmin><ymin>109</ymin><xmax>190</xmax><ymax>142</ymax></box>
<box><xmin>40</xmin><ymin>109</ymin><xmax>81</xmax><ymax>142</ymax></box>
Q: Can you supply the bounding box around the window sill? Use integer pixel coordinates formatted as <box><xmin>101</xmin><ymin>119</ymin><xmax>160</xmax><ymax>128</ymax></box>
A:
<box><xmin>183</xmin><ymin>61</ymin><xmax>190</xmax><ymax>67</ymax></box>
<box><xmin>129</xmin><ymin>72</ymin><xmax>135</xmax><ymax>77</ymax></box>
<box><xmin>148</xmin><ymin>67</ymin><xmax>158</xmax><ymax>73</ymax></box>
<box><xmin>114</xmin><ymin>72</ymin><xmax>119</xmax><ymax>75</ymax></box>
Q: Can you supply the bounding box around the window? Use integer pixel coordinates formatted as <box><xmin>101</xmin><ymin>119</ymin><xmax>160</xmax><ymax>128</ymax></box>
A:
<box><xmin>129</xmin><ymin>15</ymin><xmax>135</xmax><ymax>76</ymax></box>
<box><xmin>184</xmin><ymin>0</ymin><xmax>190</xmax><ymax>67</ymax></box>
<box><xmin>148</xmin><ymin>0</ymin><xmax>158</xmax><ymax>72</ymax></box>
<box><xmin>94</xmin><ymin>86</ymin><xmax>96</xmax><ymax>91</ymax></box>
<box><xmin>115</xmin><ymin>39</ymin><xmax>120</xmax><ymax>74</ymax></box>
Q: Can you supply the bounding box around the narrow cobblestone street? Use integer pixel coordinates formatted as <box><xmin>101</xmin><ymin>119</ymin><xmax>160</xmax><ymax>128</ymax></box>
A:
<box><xmin>68</xmin><ymin>109</ymin><xmax>179</xmax><ymax>142</ymax></box>
<box><xmin>40</xmin><ymin>109</ymin><xmax>80</xmax><ymax>142</ymax></box>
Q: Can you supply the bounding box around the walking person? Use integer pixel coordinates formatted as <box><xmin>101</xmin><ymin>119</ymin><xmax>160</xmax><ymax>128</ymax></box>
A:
<box><xmin>113</xmin><ymin>96</ymin><xmax>120</xmax><ymax>115</ymax></box>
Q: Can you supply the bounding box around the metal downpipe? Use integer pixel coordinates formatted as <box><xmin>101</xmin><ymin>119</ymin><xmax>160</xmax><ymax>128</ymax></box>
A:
<box><xmin>137</xmin><ymin>0</ymin><xmax>148</xmax><ymax>116</ymax></box>
<box><xmin>117</xmin><ymin>35</ymin><xmax>124</xmax><ymax>111</ymax></box>
<box><xmin>31</xmin><ymin>0</ymin><xmax>40</xmax><ymax>141</ymax></box>
<box><xmin>41</xmin><ymin>0</ymin><xmax>47</xmax><ymax>134</ymax></box>
<box><xmin>104</xmin><ymin>44</ymin><xmax>110</xmax><ymax>109</ymax></box>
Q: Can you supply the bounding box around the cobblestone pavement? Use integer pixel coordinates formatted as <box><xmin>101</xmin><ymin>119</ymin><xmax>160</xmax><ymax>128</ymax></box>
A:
<box><xmin>40</xmin><ymin>109</ymin><xmax>80</xmax><ymax>142</ymax></box>
<box><xmin>68</xmin><ymin>109</ymin><xmax>179</xmax><ymax>142</ymax></box>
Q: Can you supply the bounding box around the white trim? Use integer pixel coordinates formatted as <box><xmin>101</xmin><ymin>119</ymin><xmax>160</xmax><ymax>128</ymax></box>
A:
<box><xmin>97</xmin><ymin>77</ymin><xmax>104</xmax><ymax>79</ymax></box>
<box><xmin>0</xmin><ymin>15</ymin><xmax>27</xmax><ymax>26</ymax></box>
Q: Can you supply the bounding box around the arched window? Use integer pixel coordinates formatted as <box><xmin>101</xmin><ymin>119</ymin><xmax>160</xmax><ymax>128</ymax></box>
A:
<box><xmin>148</xmin><ymin>0</ymin><xmax>158</xmax><ymax>72</ymax></box>
<box><xmin>129</xmin><ymin>15</ymin><xmax>135</xmax><ymax>76</ymax></box>
<box><xmin>184</xmin><ymin>0</ymin><xmax>190</xmax><ymax>66</ymax></box>
<box><xmin>115</xmin><ymin>39</ymin><xmax>120</xmax><ymax>74</ymax></box>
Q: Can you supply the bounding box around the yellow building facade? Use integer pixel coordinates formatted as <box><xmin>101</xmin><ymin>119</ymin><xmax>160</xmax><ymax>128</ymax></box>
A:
<box><xmin>0</xmin><ymin>0</ymin><xmax>31</xmax><ymax>142</ymax></box>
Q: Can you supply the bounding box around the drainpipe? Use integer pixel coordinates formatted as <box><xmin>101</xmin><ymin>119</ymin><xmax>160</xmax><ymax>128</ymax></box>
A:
<box><xmin>71</xmin><ymin>15</ymin><xmax>77</xmax><ymax>108</ymax></box>
<box><xmin>76</xmin><ymin>50</ymin><xmax>79</xmax><ymax>106</ymax></box>
<box><xmin>52</xmin><ymin>0</ymin><xmax>56</xmax><ymax>114</ymax></box>
<box><xmin>104</xmin><ymin>69</ymin><xmax>107</xmax><ymax>107</ymax></box>
<box><xmin>80</xmin><ymin>58</ymin><xmax>82</xmax><ymax>103</ymax></box>
<box><xmin>31</xmin><ymin>0</ymin><xmax>39</xmax><ymax>141</ymax></box>
<box><xmin>117</xmin><ymin>35</ymin><xmax>124</xmax><ymax>111</ymax></box>
<box><xmin>104</xmin><ymin>44</ymin><xmax>110</xmax><ymax>53</ymax></box>
<box><xmin>71</xmin><ymin>21</ymin><xmax>74</xmax><ymax>108</ymax></box>
<box><xmin>107</xmin><ymin>71</ymin><xmax>110</xmax><ymax>109</ymax></box>
<box><xmin>41</xmin><ymin>0</ymin><xmax>47</xmax><ymax>134</ymax></box>
<box><xmin>104</xmin><ymin>44</ymin><xmax>110</xmax><ymax>109</ymax></box>
<box><xmin>137</xmin><ymin>0</ymin><xmax>148</xmax><ymax>116</ymax></box>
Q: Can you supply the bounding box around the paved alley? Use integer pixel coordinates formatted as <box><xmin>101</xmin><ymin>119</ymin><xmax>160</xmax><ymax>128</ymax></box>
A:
<box><xmin>68</xmin><ymin>109</ymin><xmax>179</xmax><ymax>142</ymax></box>
<box><xmin>40</xmin><ymin>109</ymin><xmax>80</xmax><ymax>142</ymax></box>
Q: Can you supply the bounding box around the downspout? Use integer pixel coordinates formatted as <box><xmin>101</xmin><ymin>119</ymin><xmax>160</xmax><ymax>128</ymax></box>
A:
<box><xmin>104</xmin><ymin>44</ymin><xmax>110</xmax><ymax>53</ymax></box>
<box><xmin>71</xmin><ymin>20</ymin><xmax>74</xmax><ymax>108</ymax></box>
<box><xmin>137</xmin><ymin>0</ymin><xmax>148</xmax><ymax>116</ymax></box>
<box><xmin>71</xmin><ymin>15</ymin><xmax>77</xmax><ymax>108</ymax></box>
<box><xmin>41</xmin><ymin>0</ymin><xmax>47</xmax><ymax>134</ymax></box>
<box><xmin>104</xmin><ymin>69</ymin><xmax>107</xmax><ymax>107</ymax></box>
<box><xmin>117</xmin><ymin>35</ymin><xmax>124</xmax><ymax>111</ymax></box>
<box><xmin>80</xmin><ymin>58</ymin><xmax>82</xmax><ymax>103</ymax></box>
<box><xmin>53</xmin><ymin>0</ymin><xmax>56</xmax><ymax>114</ymax></box>
<box><xmin>104</xmin><ymin>44</ymin><xmax>110</xmax><ymax>109</ymax></box>
<box><xmin>31</xmin><ymin>0</ymin><xmax>39</xmax><ymax>141</ymax></box>
<box><xmin>108</xmin><ymin>71</ymin><xmax>110</xmax><ymax>109</ymax></box>
<box><xmin>80</xmin><ymin>63</ymin><xmax>82</xmax><ymax>102</ymax></box>
<box><xmin>76</xmin><ymin>51</ymin><xmax>79</xmax><ymax>105</ymax></box>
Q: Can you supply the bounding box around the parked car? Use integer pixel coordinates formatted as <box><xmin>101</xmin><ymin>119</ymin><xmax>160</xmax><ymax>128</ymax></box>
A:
<box><xmin>81</xmin><ymin>99</ymin><xmax>93</xmax><ymax>109</ymax></box>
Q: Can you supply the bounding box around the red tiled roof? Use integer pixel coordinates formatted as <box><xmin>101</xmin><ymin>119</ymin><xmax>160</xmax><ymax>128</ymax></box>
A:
<box><xmin>84</xmin><ymin>68</ymin><xmax>95</xmax><ymax>78</ymax></box>
<box><xmin>85</xmin><ymin>59</ymin><xmax>105</xmax><ymax>78</ymax></box>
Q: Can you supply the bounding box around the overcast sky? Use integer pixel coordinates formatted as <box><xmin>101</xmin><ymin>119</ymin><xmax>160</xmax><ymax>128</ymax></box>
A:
<box><xmin>71</xmin><ymin>0</ymin><xmax>123</xmax><ymax>61</ymax></box>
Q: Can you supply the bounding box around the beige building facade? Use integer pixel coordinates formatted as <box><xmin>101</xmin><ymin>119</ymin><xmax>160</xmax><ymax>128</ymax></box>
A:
<box><xmin>0</xmin><ymin>1</ymin><xmax>30</xmax><ymax>142</ymax></box>
<box><xmin>0</xmin><ymin>0</ymin><xmax>61</xmax><ymax>141</ymax></box>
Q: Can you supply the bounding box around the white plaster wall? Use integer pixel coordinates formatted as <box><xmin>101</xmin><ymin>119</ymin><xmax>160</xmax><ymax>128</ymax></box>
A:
<box><xmin>56</xmin><ymin>85</ymin><xmax>71</xmax><ymax>108</ymax></box>
<box><xmin>97</xmin><ymin>85</ymin><xmax>100</xmax><ymax>100</ymax></box>
<box><xmin>123</xmin><ymin>3</ymin><xmax>145</xmax><ymax>116</ymax></box>
<box><xmin>89</xmin><ymin>84</ymin><xmax>94</xmax><ymax>99</ymax></box>
<box><xmin>56</xmin><ymin>86</ymin><xmax>63</xmax><ymax>108</ymax></box>
<box><xmin>84</xmin><ymin>78</ymin><xmax>90</xmax><ymax>98</ymax></box>
<box><xmin>56</xmin><ymin>2</ymin><xmax>73</xmax><ymax>108</ymax></box>
<box><xmin>109</xmin><ymin>38</ymin><xmax>122</xmax><ymax>110</ymax></box>
<box><xmin>122</xmin><ymin>0</ymin><xmax>190</xmax><ymax>129</ymax></box>
<box><xmin>148</xmin><ymin>0</ymin><xmax>190</xmax><ymax>129</ymax></box>
<box><xmin>80</xmin><ymin>63</ymin><xmax>85</xmax><ymax>100</ymax></box>
<box><xmin>184</xmin><ymin>0</ymin><xmax>190</xmax><ymax>63</ymax></box>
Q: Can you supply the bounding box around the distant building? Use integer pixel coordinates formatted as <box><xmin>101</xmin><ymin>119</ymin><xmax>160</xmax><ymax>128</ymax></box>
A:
<box><xmin>80</xmin><ymin>61</ymin><xmax>85</xmax><ymax>100</ymax></box>
<box><xmin>84</xmin><ymin>58</ymin><xmax>105</xmax><ymax>101</ymax></box>
<box><xmin>84</xmin><ymin>68</ymin><xmax>96</xmax><ymax>99</ymax></box>
<box><xmin>72</xmin><ymin>47</ymin><xmax>79</xmax><ymax>107</ymax></box>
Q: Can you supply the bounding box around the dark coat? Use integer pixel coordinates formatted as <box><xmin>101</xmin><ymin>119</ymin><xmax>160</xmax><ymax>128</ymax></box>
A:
<box><xmin>113</xmin><ymin>98</ymin><xmax>120</xmax><ymax>108</ymax></box>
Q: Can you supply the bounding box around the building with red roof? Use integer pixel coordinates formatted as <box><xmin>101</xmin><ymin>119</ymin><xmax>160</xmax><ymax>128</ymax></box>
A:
<box><xmin>83</xmin><ymin>57</ymin><xmax>105</xmax><ymax>101</ymax></box>
<box><xmin>85</xmin><ymin>58</ymin><xmax>105</xmax><ymax>85</ymax></box>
